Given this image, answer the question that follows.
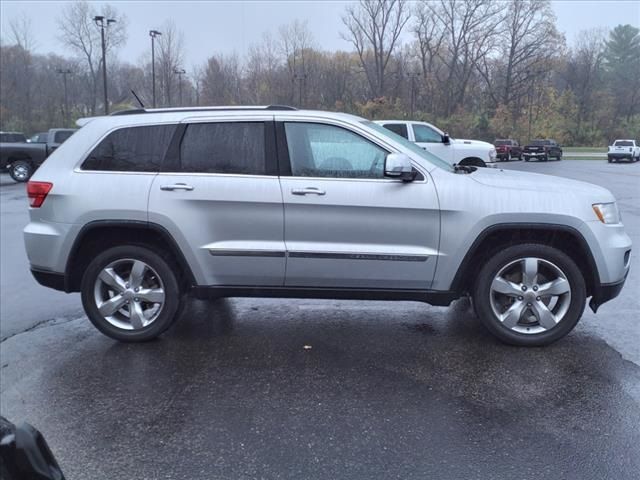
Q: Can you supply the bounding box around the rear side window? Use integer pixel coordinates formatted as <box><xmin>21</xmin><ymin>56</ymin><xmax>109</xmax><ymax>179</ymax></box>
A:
<box><xmin>383</xmin><ymin>123</ymin><xmax>408</xmax><ymax>139</ymax></box>
<box><xmin>54</xmin><ymin>130</ymin><xmax>74</xmax><ymax>143</ymax></box>
<box><xmin>82</xmin><ymin>125</ymin><xmax>175</xmax><ymax>172</ymax></box>
<box><xmin>179</xmin><ymin>122</ymin><xmax>266</xmax><ymax>174</ymax></box>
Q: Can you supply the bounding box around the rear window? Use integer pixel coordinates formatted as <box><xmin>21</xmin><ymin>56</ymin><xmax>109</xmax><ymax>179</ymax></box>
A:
<box><xmin>382</xmin><ymin>123</ymin><xmax>409</xmax><ymax>139</ymax></box>
<box><xmin>614</xmin><ymin>140</ymin><xmax>633</xmax><ymax>147</ymax></box>
<box><xmin>179</xmin><ymin>122</ymin><xmax>266</xmax><ymax>175</ymax></box>
<box><xmin>82</xmin><ymin>125</ymin><xmax>176</xmax><ymax>172</ymax></box>
<box><xmin>0</xmin><ymin>133</ymin><xmax>26</xmax><ymax>143</ymax></box>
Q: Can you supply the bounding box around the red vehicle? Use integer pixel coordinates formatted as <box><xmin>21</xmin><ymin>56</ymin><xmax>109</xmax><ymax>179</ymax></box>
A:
<box><xmin>494</xmin><ymin>139</ymin><xmax>523</xmax><ymax>161</ymax></box>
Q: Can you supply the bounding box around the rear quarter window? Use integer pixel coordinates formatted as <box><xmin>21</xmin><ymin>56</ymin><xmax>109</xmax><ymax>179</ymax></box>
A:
<box><xmin>81</xmin><ymin>124</ymin><xmax>176</xmax><ymax>172</ymax></box>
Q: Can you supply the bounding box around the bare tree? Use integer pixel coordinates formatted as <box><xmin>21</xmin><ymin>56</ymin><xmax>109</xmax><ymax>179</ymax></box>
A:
<box><xmin>279</xmin><ymin>20</ymin><xmax>315</xmax><ymax>106</ymax></box>
<box><xmin>342</xmin><ymin>0</ymin><xmax>410</xmax><ymax>98</ymax></box>
<box><xmin>57</xmin><ymin>1</ymin><xmax>127</xmax><ymax>114</ymax></box>
<box><xmin>155</xmin><ymin>21</ymin><xmax>185</xmax><ymax>107</ymax></box>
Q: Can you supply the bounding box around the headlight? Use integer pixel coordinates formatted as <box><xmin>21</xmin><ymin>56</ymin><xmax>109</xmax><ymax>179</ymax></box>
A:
<box><xmin>592</xmin><ymin>202</ymin><xmax>621</xmax><ymax>224</ymax></box>
<box><xmin>489</xmin><ymin>148</ymin><xmax>496</xmax><ymax>160</ymax></box>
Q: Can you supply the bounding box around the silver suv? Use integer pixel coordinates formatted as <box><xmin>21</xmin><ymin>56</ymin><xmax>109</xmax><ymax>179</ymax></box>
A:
<box><xmin>24</xmin><ymin>106</ymin><xmax>631</xmax><ymax>346</ymax></box>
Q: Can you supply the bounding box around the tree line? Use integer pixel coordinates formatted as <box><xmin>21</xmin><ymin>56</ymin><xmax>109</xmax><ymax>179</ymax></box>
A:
<box><xmin>1</xmin><ymin>0</ymin><xmax>639</xmax><ymax>146</ymax></box>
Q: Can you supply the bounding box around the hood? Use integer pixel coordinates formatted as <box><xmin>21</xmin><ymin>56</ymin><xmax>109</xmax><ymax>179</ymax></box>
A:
<box><xmin>452</xmin><ymin>138</ymin><xmax>493</xmax><ymax>148</ymax></box>
<box><xmin>469</xmin><ymin>167</ymin><xmax>614</xmax><ymax>201</ymax></box>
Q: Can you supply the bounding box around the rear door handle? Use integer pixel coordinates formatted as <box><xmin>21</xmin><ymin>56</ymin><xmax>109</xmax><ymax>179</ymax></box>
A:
<box><xmin>291</xmin><ymin>187</ymin><xmax>326</xmax><ymax>196</ymax></box>
<box><xmin>160</xmin><ymin>183</ymin><xmax>194</xmax><ymax>191</ymax></box>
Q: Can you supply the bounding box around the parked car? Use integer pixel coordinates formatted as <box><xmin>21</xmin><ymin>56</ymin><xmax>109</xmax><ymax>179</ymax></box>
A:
<box><xmin>0</xmin><ymin>128</ymin><xmax>76</xmax><ymax>182</ymax></box>
<box><xmin>0</xmin><ymin>132</ymin><xmax>27</xmax><ymax>143</ymax></box>
<box><xmin>607</xmin><ymin>139</ymin><xmax>640</xmax><ymax>163</ymax></box>
<box><xmin>523</xmin><ymin>139</ymin><xmax>563</xmax><ymax>162</ymax></box>
<box><xmin>494</xmin><ymin>139</ymin><xmax>523</xmax><ymax>161</ymax></box>
<box><xmin>24</xmin><ymin>106</ymin><xmax>630</xmax><ymax>347</ymax></box>
<box><xmin>376</xmin><ymin>120</ymin><xmax>497</xmax><ymax>167</ymax></box>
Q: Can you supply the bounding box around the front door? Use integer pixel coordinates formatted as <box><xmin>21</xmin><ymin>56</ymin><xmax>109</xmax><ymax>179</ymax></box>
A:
<box><xmin>278</xmin><ymin>120</ymin><xmax>440</xmax><ymax>290</ymax></box>
<box><xmin>148</xmin><ymin>118</ymin><xmax>286</xmax><ymax>287</ymax></box>
<box><xmin>412</xmin><ymin>123</ymin><xmax>454</xmax><ymax>164</ymax></box>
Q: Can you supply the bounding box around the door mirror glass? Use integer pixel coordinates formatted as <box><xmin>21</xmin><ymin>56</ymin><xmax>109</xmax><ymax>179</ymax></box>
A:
<box><xmin>384</xmin><ymin>153</ymin><xmax>416</xmax><ymax>181</ymax></box>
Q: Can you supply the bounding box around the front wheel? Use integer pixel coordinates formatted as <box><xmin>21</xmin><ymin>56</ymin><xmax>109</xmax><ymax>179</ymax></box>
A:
<box><xmin>81</xmin><ymin>245</ymin><xmax>182</xmax><ymax>342</ymax></box>
<box><xmin>9</xmin><ymin>160</ymin><xmax>33</xmax><ymax>182</ymax></box>
<box><xmin>472</xmin><ymin>244</ymin><xmax>586</xmax><ymax>346</ymax></box>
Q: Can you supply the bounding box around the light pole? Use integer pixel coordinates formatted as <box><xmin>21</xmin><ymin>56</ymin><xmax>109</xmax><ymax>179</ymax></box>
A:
<box><xmin>94</xmin><ymin>16</ymin><xmax>116</xmax><ymax>115</ymax></box>
<box><xmin>406</xmin><ymin>72</ymin><xmax>421</xmax><ymax>118</ymax></box>
<box><xmin>174</xmin><ymin>68</ymin><xmax>186</xmax><ymax>106</ymax></box>
<box><xmin>56</xmin><ymin>68</ymin><xmax>72</xmax><ymax>125</ymax></box>
<box><xmin>149</xmin><ymin>30</ymin><xmax>162</xmax><ymax>108</ymax></box>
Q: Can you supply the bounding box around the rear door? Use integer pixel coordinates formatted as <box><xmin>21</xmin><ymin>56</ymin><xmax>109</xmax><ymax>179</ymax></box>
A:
<box><xmin>148</xmin><ymin>116</ymin><xmax>286</xmax><ymax>287</ymax></box>
<box><xmin>278</xmin><ymin>118</ymin><xmax>440</xmax><ymax>289</ymax></box>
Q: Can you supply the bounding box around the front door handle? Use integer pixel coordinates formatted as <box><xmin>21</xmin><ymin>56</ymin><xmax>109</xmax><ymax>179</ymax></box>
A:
<box><xmin>291</xmin><ymin>187</ymin><xmax>326</xmax><ymax>196</ymax></box>
<box><xmin>160</xmin><ymin>183</ymin><xmax>194</xmax><ymax>191</ymax></box>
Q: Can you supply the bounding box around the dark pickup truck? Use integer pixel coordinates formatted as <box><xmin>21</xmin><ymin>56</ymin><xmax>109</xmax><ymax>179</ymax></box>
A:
<box><xmin>523</xmin><ymin>139</ymin><xmax>563</xmax><ymax>162</ymax></box>
<box><xmin>0</xmin><ymin>128</ymin><xmax>76</xmax><ymax>182</ymax></box>
<box><xmin>494</xmin><ymin>139</ymin><xmax>523</xmax><ymax>161</ymax></box>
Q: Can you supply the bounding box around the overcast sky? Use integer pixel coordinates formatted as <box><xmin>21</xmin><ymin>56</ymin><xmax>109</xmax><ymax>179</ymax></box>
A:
<box><xmin>1</xmin><ymin>0</ymin><xmax>639</xmax><ymax>70</ymax></box>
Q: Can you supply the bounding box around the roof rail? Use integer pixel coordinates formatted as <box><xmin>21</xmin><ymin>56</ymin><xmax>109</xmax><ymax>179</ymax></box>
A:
<box><xmin>110</xmin><ymin>105</ymin><xmax>297</xmax><ymax>116</ymax></box>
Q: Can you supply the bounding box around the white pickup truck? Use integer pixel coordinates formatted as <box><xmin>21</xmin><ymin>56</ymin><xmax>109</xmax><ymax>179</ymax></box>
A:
<box><xmin>608</xmin><ymin>139</ymin><xmax>640</xmax><ymax>163</ymax></box>
<box><xmin>376</xmin><ymin>120</ymin><xmax>497</xmax><ymax>167</ymax></box>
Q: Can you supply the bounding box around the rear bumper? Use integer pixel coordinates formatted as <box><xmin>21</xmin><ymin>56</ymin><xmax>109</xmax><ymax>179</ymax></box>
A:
<box><xmin>608</xmin><ymin>153</ymin><xmax>633</xmax><ymax>160</ymax></box>
<box><xmin>589</xmin><ymin>273</ymin><xmax>628</xmax><ymax>313</ymax></box>
<box><xmin>30</xmin><ymin>268</ymin><xmax>67</xmax><ymax>292</ymax></box>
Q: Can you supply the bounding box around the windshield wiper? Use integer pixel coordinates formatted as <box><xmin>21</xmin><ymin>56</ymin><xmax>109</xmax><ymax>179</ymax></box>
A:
<box><xmin>453</xmin><ymin>164</ymin><xmax>477</xmax><ymax>173</ymax></box>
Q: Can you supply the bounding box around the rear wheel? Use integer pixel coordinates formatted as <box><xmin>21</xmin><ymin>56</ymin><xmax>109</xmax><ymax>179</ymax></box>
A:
<box><xmin>81</xmin><ymin>245</ymin><xmax>182</xmax><ymax>342</ymax></box>
<box><xmin>472</xmin><ymin>244</ymin><xmax>586</xmax><ymax>346</ymax></box>
<box><xmin>9</xmin><ymin>160</ymin><xmax>33</xmax><ymax>182</ymax></box>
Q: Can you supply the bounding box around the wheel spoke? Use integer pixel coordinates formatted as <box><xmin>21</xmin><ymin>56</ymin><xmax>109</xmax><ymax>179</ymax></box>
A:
<box><xmin>500</xmin><ymin>300</ymin><xmax>525</xmax><ymax>328</ymax></box>
<box><xmin>522</xmin><ymin>258</ymin><xmax>538</xmax><ymax>285</ymax></box>
<box><xmin>538</xmin><ymin>278</ymin><xmax>570</xmax><ymax>296</ymax></box>
<box><xmin>491</xmin><ymin>276</ymin><xmax>522</xmax><ymax>296</ymax></box>
<box><xmin>137</xmin><ymin>288</ymin><xmax>164</xmax><ymax>304</ymax></box>
<box><xmin>531</xmin><ymin>301</ymin><xmax>557</xmax><ymax>330</ymax></box>
<box><xmin>129</xmin><ymin>260</ymin><xmax>147</xmax><ymax>289</ymax></box>
<box><xmin>99</xmin><ymin>268</ymin><xmax>126</xmax><ymax>293</ymax></box>
<box><xmin>98</xmin><ymin>294</ymin><xmax>127</xmax><ymax>316</ymax></box>
<box><xmin>129</xmin><ymin>301</ymin><xmax>145</xmax><ymax>329</ymax></box>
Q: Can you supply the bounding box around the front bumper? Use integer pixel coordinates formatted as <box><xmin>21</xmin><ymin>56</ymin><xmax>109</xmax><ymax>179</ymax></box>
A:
<box><xmin>589</xmin><ymin>272</ymin><xmax>628</xmax><ymax>313</ymax></box>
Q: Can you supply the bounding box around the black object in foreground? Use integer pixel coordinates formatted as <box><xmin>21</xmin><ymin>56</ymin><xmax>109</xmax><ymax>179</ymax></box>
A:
<box><xmin>0</xmin><ymin>416</ymin><xmax>65</xmax><ymax>480</ymax></box>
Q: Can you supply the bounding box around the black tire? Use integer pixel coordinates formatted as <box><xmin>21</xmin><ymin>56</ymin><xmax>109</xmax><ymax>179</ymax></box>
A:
<box><xmin>472</xmin><ymin>243</ymin><xmax>586</xmax><ymax>346</ymax></box>
<box><xmin>542</xmin><ymin>155</ymin><xmax>548</xmax><ymax>162</ymax></box>
<box><xmin>524</xmin><ymin>156</ymin><xmax>530</xmax><ymax>162</ymax></box>
<box><xmin>8</xmin><ymin>160</ymin><xmax>33</xmax><ymax>182</ymax></box>
<box><xmin>608</xmin><ymin>157</ymin><xmax>612</xmax><ymax>163</ymax></box>
<box><xmin>81</xmin><ymin>245</ymin><xmax>182</xmax><ymax>342</ymax></box>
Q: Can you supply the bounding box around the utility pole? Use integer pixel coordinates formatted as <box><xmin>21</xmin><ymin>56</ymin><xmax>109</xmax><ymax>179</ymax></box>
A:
<box><xmin>174</xmin><ymin>68</ymin><xmax>186</xmax><ymax>106</ymax></box>
<box><xmin>293</xmin><ymin>71</ymin><xmax>307</xmax><ymax>108</ymax></box>
<box><xmin>93</xmin><ymin>16</ymin><xmax>116</xmax><ymax>115</ymax></box>
<box><xmin>149</xmin><ymin>30</ymin><xmax>162</xmax><ymax>108</ymax></box>
<box><xmin>56</xmin><ymin>69</ymin><xmax>73</xmax><ymax>125</ymax></box>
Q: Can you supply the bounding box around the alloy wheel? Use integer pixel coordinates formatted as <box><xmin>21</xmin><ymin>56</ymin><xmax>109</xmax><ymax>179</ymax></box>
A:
<box><xmin>489</xmin><ymin>257</ymin><xmax>572</xmax><ymax>334</ymax></box>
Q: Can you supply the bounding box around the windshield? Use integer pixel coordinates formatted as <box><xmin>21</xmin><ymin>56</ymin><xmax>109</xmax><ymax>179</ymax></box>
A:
<box><xmin>531</xmin><ymin>139</ymin><xmax>551</xmax><ymax>146</ymax></box>
<box><xmin>494</xmin><ymin>140</ymin><xmax>511</xmax><ymax>146</ymax></box>
<box><xmin>363</xmin><ymin>121</ymin><xmax>454</xmax><ymax>172</ymax></box>
<box><xmin>614</xmin><ymin>140</ymin><xmax>633</xmax><ymax>147</ymax></box>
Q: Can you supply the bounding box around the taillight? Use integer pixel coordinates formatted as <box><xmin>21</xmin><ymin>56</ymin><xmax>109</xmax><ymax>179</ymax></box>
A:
<box><xmin>27</xmin><ymin>181</ymin><xmax>53</xmax><ymax>208</ymax></box>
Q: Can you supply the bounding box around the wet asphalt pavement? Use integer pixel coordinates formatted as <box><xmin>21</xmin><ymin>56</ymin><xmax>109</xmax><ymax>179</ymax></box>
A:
<box><xmin>1</xmin><ymin>161</ymin><xmax>639</xmax><ymax>479</ymax></box>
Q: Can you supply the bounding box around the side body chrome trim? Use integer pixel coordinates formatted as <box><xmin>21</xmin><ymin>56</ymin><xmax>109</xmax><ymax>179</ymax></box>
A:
<box><xmin>208</xmin><ymin>249</ymin><xmax>428</xmax><ymax>262</ymax></box>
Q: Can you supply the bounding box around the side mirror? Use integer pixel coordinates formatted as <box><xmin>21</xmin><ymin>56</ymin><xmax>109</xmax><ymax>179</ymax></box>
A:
<box><xmin>442</xmin><ymin>133</ymin><xmax>451</xmax><ymax>145</ymax></box>
<box><xmin>384</xmin><ymin>153</ymin><xmax>416</xmax><ymax>182</ymax></box>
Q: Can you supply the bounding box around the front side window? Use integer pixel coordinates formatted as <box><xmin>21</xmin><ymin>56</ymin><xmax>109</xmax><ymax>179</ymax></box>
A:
<box><xmin>383</xmin><ymin>123</ymin><xmax>409</xmax><ymax>139</ymax></box>
<box><xmin>413</xmin><ymin>124</ymin><xmax>442</xmax><ymax>143</ymax></box>
<box><xmin>82</xmin><ymin>124</ymin><xmax>176</xmax><ymax>172</ymax></box>
<box><xmin>180</xmin><ymin>122</ymin><xmax>266</xmax><ymax>174</ymax></box>
<box><xmin>284</xmin><ymin>122</ymin><xmax>387</xmax><ymax>179</ymax></box>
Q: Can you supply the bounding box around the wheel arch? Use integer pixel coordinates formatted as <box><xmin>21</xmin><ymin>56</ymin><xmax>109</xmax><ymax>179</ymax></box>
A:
<box><xmin>450</xmin><ymin>223</ymin><xmax>600</xmax><ymax>297</ymax></box>
<box><xmin>65</xmin><ymin>220</ymin><xmax>196</xmax><ymax>293</ymax></box>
